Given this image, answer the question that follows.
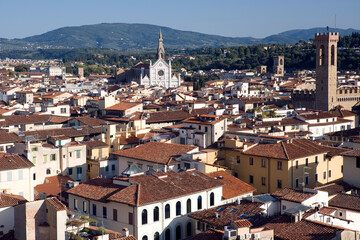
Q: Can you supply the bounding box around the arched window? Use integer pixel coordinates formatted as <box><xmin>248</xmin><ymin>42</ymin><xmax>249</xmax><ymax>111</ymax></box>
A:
<box><xmin>165</xmin><ymin>204</ymin><xmax>170</xmax><ymax>219</ymax></box>
<box><xmin>331</xmin><ymin>45</ymin><xmax>335</xmax><ymax>65</ymax></box>
<box><xmin>165</xmin><ymin>229</ymin><xmax>171</xmax><ymax>240</ymax></box>
<box><xmin>153</xmin><ymin>206</ymin><xmax>159</xmax><ymax>222</ymax></box>
<box><xmin>197</xmin><ymin>196</ymin><xmax>202</xmax><ymax>210</ymax></box>
<box><xmin>319</xmin><ymin>45</ymin><xmax>325</xmax><ymax>66</ymax></box>
<box><xmin>142</xmin><ymin>209</ymin><xmax>147</xmax><ymax>225</ymax></box>
<box><xmin>187</xmin><ymin>222</ymin><xmax>192</xmax><ymax>237</ymax></box>
<box><xmin>154</xmin><ymin>232</ymin><xmax>160</xmax><ymax>240</ymax></box>
<box><xmin>176</xmin><ymin>201</ymin><xmax>181</xmax><ymax>216</ymax></box>
<box><xmin>176</xmin><ymin>225</ymin><xmax>182</xmax><ymax>240</ymax></box>
<box><xmin>186</xmin><ymin>199</ymin><xmax>192</xmax><ymax>213</ymax></box>
<box><xmin>142</xmin><ymin>236</ymin><xmax>148</xmax><ymax>240</ymax></box>
<box><xmin>210</xmin><ymin>192</ymin><xmax>215</xmax><ymax>206</ymax></box>
<box><xmin>280</xmin><ymin>58</ymin><xmax>283</xmax><ymax>66</ymax></box>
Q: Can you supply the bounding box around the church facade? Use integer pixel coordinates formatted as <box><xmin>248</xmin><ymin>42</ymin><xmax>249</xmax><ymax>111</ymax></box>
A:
<box><xmin>116</xmin><ymin>31</ymin><xmax>181</xmax><ymax>88</ymax></box>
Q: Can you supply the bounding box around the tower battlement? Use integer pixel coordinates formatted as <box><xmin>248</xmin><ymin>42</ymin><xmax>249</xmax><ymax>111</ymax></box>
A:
<box><xmin>315</xmin><ymin>32</ymin><xmax>339</xmax><ymax>41</ymax></box>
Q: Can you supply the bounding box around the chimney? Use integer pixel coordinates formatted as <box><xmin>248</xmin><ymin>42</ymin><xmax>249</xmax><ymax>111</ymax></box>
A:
<box><xmin>216</xmin><ymin>212</ymin><xmax>220</xmax><ymax>218</ymax></box>
<box><xmin>122</xmin><ymin>228</ymin><xmax>129</xmax><ymax>237</ymax></box>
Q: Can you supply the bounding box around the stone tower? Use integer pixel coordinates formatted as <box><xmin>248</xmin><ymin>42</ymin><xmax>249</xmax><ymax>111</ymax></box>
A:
<box><xmin>315</xmin><ymin>32</ymin><xmax>339</xmax><ymax>111</ymax></box>
<box><xmin>273</xmin><ymin>56</ymin><xmax>284</xmax><ymax>76</ymax></box>
<box><xmin>157</xmin><ymin>30</ymin><xmax>165</xmax><ymax>59</ymax></box>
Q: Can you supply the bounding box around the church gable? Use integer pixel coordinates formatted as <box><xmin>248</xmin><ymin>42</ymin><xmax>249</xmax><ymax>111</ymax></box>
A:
<box><xmin>153</xmin><ymin>58</ymin><xmax>170</xmax><ymax>68</ymax></box>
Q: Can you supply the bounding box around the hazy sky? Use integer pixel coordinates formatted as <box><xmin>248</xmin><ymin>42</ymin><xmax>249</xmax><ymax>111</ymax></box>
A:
<box><xmin>1</xmin><ymin>0</ymin><xmax>359</xmax><ymax>39</ymax></box>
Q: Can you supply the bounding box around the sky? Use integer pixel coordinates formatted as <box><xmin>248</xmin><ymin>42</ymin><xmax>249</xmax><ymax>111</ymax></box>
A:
<box><xmin>1</xmin><ymin>0</ymin><xmax>359</xmax><ymax>39</ymax></box>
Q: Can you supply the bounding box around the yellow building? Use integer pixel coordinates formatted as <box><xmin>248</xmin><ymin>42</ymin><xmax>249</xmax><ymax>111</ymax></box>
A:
<box><xmin>84</xmin><ymin>140</ymin><xmax>110</xmax><ymax>180</ymax></box>
<box><xmin>218</xmin><ymin>138</ymin><xmax>346</xmax><ymax>194</ymax></box>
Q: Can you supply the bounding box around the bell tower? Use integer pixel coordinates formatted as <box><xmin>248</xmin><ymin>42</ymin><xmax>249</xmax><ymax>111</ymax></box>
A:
<box><xmin>315</xmin><ymin>32</ymin><xmax>339</xmax><ymax>111</ymax></box>
<box><xmin>157</xmin><ymin>30</ymin><xmax>165</xmax><ymax>60</ymax></box>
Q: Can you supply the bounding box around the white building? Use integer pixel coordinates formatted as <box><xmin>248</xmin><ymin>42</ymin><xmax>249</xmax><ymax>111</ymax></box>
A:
<box><xmin>180</xmin><ymin>115</ymin><xmax>227</xmax><ymax>148</ymax></box>
<box><xmin>67</xmin><ymin>169</ymin><xmax>224</xmax><ymax>240</ymax></box>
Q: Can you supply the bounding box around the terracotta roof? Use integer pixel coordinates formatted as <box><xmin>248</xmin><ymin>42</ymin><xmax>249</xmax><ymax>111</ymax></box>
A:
<box><xmin>105</xmin><ymin>102</ymin><xmax>141</xmax><ymax>111</ymax></box>
<box><xmin>67</xmin><ymin>178</ymin><xmax>123</xmax><ymax>202</ymax></box>
<box><xmin>328</xmin><ymin>193</ymin><xmax>360</xmax><ymax>212</ymax></box>
<box><xmin>145</xmin><ymin>110</ymin><xmax>191</xmax><ymax>123</ymax></box>
<box><xmin>341</xmin><ymin>148</ymin><xmax>360</xmax><ymax>157</ymax></box>
<box><xmin>188</xmin><ymin>229</ymin><xmax>223</xmax><ymax>240</ymax></box>
<box><xmin>263</xmin><ymin>215</ymin><xmax>340</xmax><ymax>240</ymax></box>
<box><xmin>271</xmin><ymin>188</ymin><xmax>315</xmax><ymax>203</ymax></box>
<box><xmin>45</xmin><ymin>197</ymin><xmax>66</xmax><ymax>211</ymax></box>
<box><xmin>34</xmin><ymin>175</ymin><xmax>73</xmax><ymax>197</ymax></box>
<box><xmin>111</xmin><ymin>142</ymin><xmax>198</xmax><ymax>165</ymax></box>
<box><xmin>0</xmin><ymin>193</ymin><xmax>27</xmax><ymax>207</ymax></box>
<box><xmin>0</xmin><ymin>130</ymin><xmax>20</xmax><ymax>144</ymax></box>
<box><xmin>315</xmin><ymin>181</ymin><xmax>359</xmax><ymax>196</ymax></box>
<box><xmin>233</xmin><ymin>219</ymin><xmax>253</xmax><ymax>228</ymax></box>
<box><xmin>68</xmin><ymin>170</ymin><xmax>223</xmax><ymax>206</ymax></box>
<box><xmin>1</xmin><ymin>114</ymin><xmax>54</xmax><ymax>126</ymax></box>
<box><xmin>189</xmin><ymin>201</ymin><xmax>263</xmax><ymax>227</ymax></box>
<box><xmin>0</xmin><ymin>153</ymin><xmax>34</xmax><ymax>171</ymax></box>
<box><xmin>76</xmin><ymin>116</ymin><xmax>110</xmax><ymax>127</ymax></box>
<box><xmin>206</xmin><ymin>171</ymin><xmax>256</xmax><ymax>199</ymax></box>
<box><xmin>243</xmin><ymin>139</ymin><xmax>329</xmax><ymax>160</ymax></box>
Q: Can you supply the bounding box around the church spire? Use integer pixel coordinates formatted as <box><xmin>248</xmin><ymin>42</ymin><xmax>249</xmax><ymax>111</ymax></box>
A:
<box><xmin>157</xmin><ymin>30</ymin><xmax>165</xmax><ymax>60</ymax></box>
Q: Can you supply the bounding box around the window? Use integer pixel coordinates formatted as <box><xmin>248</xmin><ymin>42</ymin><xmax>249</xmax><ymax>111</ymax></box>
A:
<box><xmin>197</xmin><ymin>196</ymin><xmax>202</xmax><ymax>210</ymax></box>
<box><xmin>142</xmin><ymin>236</ymin><xmax>148</xmax><ymax>240</ymax></box>
<box><xmin>7</xmin><ymin>172</ymin><xmax>12</xmax><ymax>181</ymax></box>
<box><xmin>61</xmin><ymin>108</ymin><xmax>67</xmax><ymax>113</ymax></box>
<box><xmin>128</xmin><ymin>212</ymin><xmax>133</xmax><ymax>225</ymax></box>
<box><xmin>356</xmin><ymin>157</ymin><xmax>360</xmax><ymax>168</ymax></box>
<box><xmin>165</xmin><ymin>229</ymin><xmax>171</xmax><ymax>240</ymax></box>
<box><xmin>43</xmin><ymin>155</ymin><xmax>47</xmax><ymax>163</ymax></box>
<box><xmin>261</xmin><ymin>177</ymin><xmax>266</xmax><ymax>186</ymax></box>
<box><xmin>249</xmin><ymin>175</ymin><xmax>254</xmax><ymax>184</ymax></box>
<box><xmin>103</xmin><ymin>206</ymin><xmax>107</xmax><ymax>218</ymax></box>
<box><xmin>105</xmin><ymin>165</ymin><xmax>109</xmax><ymax>172</ymax></box>
<box><xmin>315</xmin><ymin>156</ymin><xmax>318</xmax><ymax>164</ymax></box>
<box><xmin>50</xmin><ymin>154</ymin><xmax>56</xmax><ymax>161</ymax></box>
<box><xmin>329</xmin><ymin>170</ymin><xmax>332</xmax><ymax>178</ymax></box>
<box><xmin>295</xmin><ymin>178</ymin><xmax>299</xmax><ymax>188</ymax></box>
<box><xmin>236</xmin><ymin>156</ymin><xmax>240</xmax><ymax>163</ymax></box>
<box><xmin>282</xmin><ymin>205</ymin><xmax>286</xmax><ymax>210</ymax></box>
<box><xmin>187</xmin><ymin>222</ymin><xmax>192</xmax><ymax>237</ymax></box>
<box><xmin>249</xmin><ymin>157</ymin><xmax>254</xmax><ymax>165</ymax></box>
<box><xmin>198</xmin><ymin>126</ymin><xmax>201</xmax><ymax>130</ymax></box>
<box><xmin>32</xmin><ymin>147</ymin><xmax>38</xmax><ymax>152</ymax></box>
<box><xmin>18</xmin><ymin>170</ymin><xmax>23</xmax><ymax>180</ymax></box>
<box><xmin>205</xmin><ymin>127</ymin><xmax>208</xmax><ymax>132</ymax></box>
<box><xmin>186</xmin><ymin>199</ymin><xmax>192</xmax><ymax>213</ymax></box>
<box><xmin>261</xmin><ymin>159</ymin><xmax>266</xmax><ymax>168</ymax></box>
<box><xmin>69</xmin><ymin>152</ymin><xmax>72</xmax><ymax>157</ymax></box>
<box><xmin>32</xmin><ymin>156</ymin><xmax>36</xmax><ymax>164</ymax></box>
<box><xmin>76</xmin><ymin>150</ymin><xmax>81</xmax><ymax>158</ymax></box>
<box><xmin>142</xmin><ymin>209</ymin><xmax>147</xmax><ymax>225</ymax></box>
<box><xmin>323</xmin><ymin>171</ymin><xmax>327</xmax><ymax>180</ymax></box>
<box><xmin>69</xmin><ymin>168</ymin><xmax>73</xmax><ymax>175</ymax></box>
<box><xmin>315</xmin><ymin>174</ymin><xmax>318</xmax><ymax>182</ymax></box>
<box><xmin>154</xmin><ymin>232</ymin><xmax>160</xmax><ymax>240</ymax></box>
<box><xmin>113</xmin><ymin>209</ymin><xmax>117</xmax><ymax>221</ymax></box>
<box><xmin>176</xmin><ymin>225</ymin><xmax>182</xmax><ymax>240</ymax></box>
<box><xmin>305</xmin><ymin>176</ymin><xmax>309</xmax><ymax>185</ymax></box>
<box><xmin>83</xmin><ymin>201</ymin><xmax>87</xmax><ymax>213</ymax></box>
<box><xmin>176</xmin><ymin>201</ymin><xmax>181</xmax><ymax>216</ymax></box>
<box><xmin>111</xmin><ymin>165</ymin><xmax>115</xmax><ymax>171</ymax></box>
<box><xmin>153</xmin><ymin>207</ymin><xmax>159</xmax><ymax>221</ymax></box>
<box><xmin>74</xmin><ymin>199</ymin><xmax>77</xmax><ymax>210</ymax></box>
<box><xmin>210</xmin><ymin>192</ymin><xmax>215</xmax><ymax>206</ymax></box>
<box><xmin>277</xmin><ymin>161</ymin><xmax>283</xmax><ymax>170</ymax></box>
<box><xmin>33</xmin><ymin>173</ymin><xmax>36</xmax><ymax>181</ymax></box>
<box><xmin>277</xmin><ymin>179</ymin><xmax>282</xmax><ymax>189</ymax></box>
<box><xmin>305</xmin><ymin>158</ymin><xmax>309</xmax><ymax>166</ymax></box>
<box><xmin>46</xmin><ymin>169</ymin><xmax>51</xmax><ymax>175</ymax></box>
<box><xmin>295</xmin><ymin>160</ymin><xmax>299</xmax><ymax>169</ymax></box>
<box><xmin>92</xmin><ymin>204</ymin><xmax>97</xmax><ymax>216</ymax></box>
<box><xmin>165</xmin><ymin>204</ymin><xmax>170</xmax><ymax>219</ymax></box>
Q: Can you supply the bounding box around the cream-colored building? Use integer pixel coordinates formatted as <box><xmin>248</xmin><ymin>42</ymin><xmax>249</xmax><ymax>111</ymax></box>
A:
<box><xmin>0</xmin><ymin>153</ymin><xmax>34</xmax><ymax>201</ymax></box>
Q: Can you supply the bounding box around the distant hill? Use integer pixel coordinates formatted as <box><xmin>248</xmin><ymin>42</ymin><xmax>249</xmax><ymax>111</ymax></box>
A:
<box><xmin>0</xmin><ymin>23</ymin><xmax>359</xmax><ymax>51</ymax></box>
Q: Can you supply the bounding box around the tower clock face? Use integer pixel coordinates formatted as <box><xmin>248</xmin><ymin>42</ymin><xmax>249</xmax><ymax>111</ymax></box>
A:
<box><xmin>158</xmin><ymin>70</ymin><xmax>164</xmax><ymax>76</ymax></box>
